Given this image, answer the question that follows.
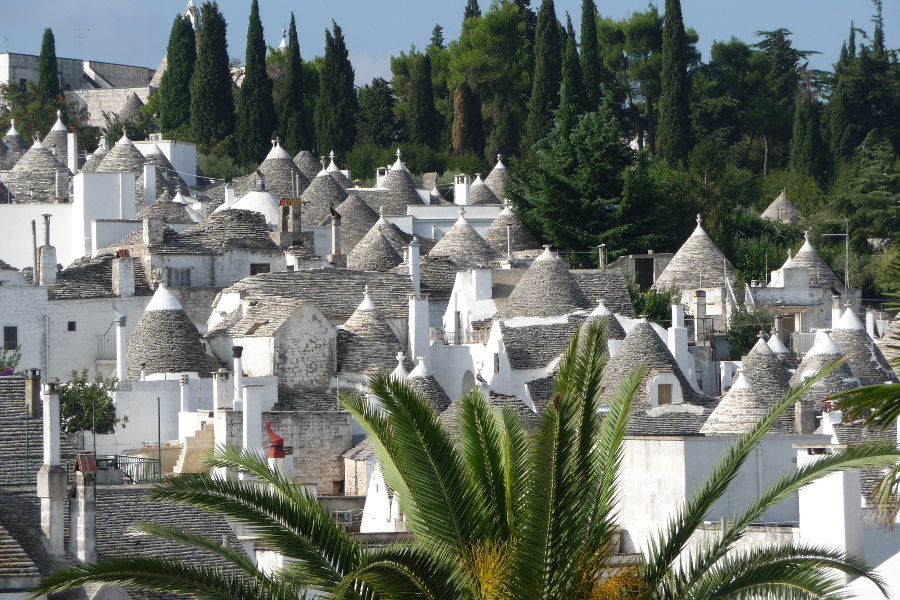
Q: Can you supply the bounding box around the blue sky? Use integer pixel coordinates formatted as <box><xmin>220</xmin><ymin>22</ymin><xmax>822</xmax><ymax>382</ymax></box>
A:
<box><xmin>2</xmin><ymin>0</ymin><xmax>897</xmax><ymax>86</ymax></box>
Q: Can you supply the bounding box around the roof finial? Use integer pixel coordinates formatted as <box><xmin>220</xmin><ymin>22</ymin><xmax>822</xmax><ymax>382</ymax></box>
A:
<box><xmin>696</xmin><ymin>214</ymin><xmax>702</xmax><ymax>226</ymax></box>
<box><xmin>788</xmin><ymin>248</ymin><xmax>793</xmax><ymax>259</ymax></box>
<box><xmin>379</xmin><ymin>206</ymin><xmax>384</xmax><ymax>217</ymax></box>
<box><xmin>458</xmin><ymin>207</ymin><xmax>466</xmax><ymax>217</ymax></box>
<box><xmin>804</xmin><ymin>230</ymin><xmax>811</xmax><ymax>243</ymax></box>
<box><xmin>329</xmin><ymin>150</ymin><xmax>335</xmax><ymax>160</ymax></box>
<box><xmin>497</xmin><ymin>154</ymin><xmax>502</xmax><ymax>161</ymax></box>
<box><xmin>758</xmin><ymin>330</ymin><xmax>766</xmax><ymax>339</ymax></box>
<box><xmin>56</xmin><ymin>109</ymin><xmax>62</xmax><ymax>119</ymax></box>
<box><xmin>396</xmin><ymin>148</ymin><xmax>402</xmax><ymax>160</ymax></box>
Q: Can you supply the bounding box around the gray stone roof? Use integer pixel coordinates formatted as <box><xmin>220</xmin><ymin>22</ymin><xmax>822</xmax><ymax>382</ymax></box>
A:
<box><xmin>125</xmin><ymin>286</ymin><xmax>222</xmax><ymax>379</ymax></box>
<box><xmin>408</xmin><ymin>374</ymin><xmax>452</xmax><ymax>413</ymax></box>
<box><xmin>439</xmin><ymin>393</ymin><xmax>538</xmax><ymax>436</ymax></box>
<box><xmin>347</xmin><ymin>229</ymin><xmax>402</xmax><ymax>272</ymax></box>
<box><xmin>132</xmin><ymin>200</ymin><xmax>198</xmax><ymax>224</ymax></box>
<box><xmin>482</xmin><ymin>206</ymin><xmax>542</xmax><ymax>254</ymax></box>
<box><xmin>257</xmin><ymin>142</ymin><xmax>309</xmax><ymax>199</ymax></box>
<box><xmin>337</xmin><ymin>291</ymin><xmax>408</xmax><ymax>373</ymax></box>
<box><xmin>653</xmin><ymin>216</ymin><xmax>738</xmax><ymax>291</ymax></box>
<box><xmin>0</xmin><ymin>179</ymin><xmax>12</xmax><ymax>203</ymax></box>
<box><xmin>831</xmin><ymin>311</ymin><xmax>897</xmax><ymax>386</ymax></box>
<box><xmin>791</xmin><ymin>231</ymin><xmax>840</xmax><ymax>288</ymax></box>
<box><xmin>525</xmin><ymin>374</ymin><xmax>557</xmax><ymax>413</ymax></box>
<box><xmin>571</xmin><ymin>270</ymin><xmax>636</xmax><ymax>318</ymax></box>
<box><xmin>302</xmin><ymin>172</ymin><xmax>348</xmax><ymax>225</ymax></box>
<box><xmin>701</xmin><ymin>372</ymin><xmax>791</xmax><ymax>436</ymax></box>
<box><xmin>582</xmin><ymin>308</ymin><xmax>626</xmax><ymax>340</ymax></box>
<box><xmin>329</xmin><ymin>194</ymin><xmax>379</xmax><ymax>254</ymax></box>
<box><xmin>359</xmin><ymin>217</ymin><xmax>414</xmax><ymax>255</ymax></box>
<box><xmin>829</xmin><ymin>418</ymin><xmax>898</xmax><ymax>500</ymax></box>
<box><xmin>428</xmin><ymin>210</ymin><xmax>498</xmax><ymax>268</ymax></box>
<box><xmin>741</xmin><ymin>336</ymin><xmax>792</xmax><ymax>409</ymax></box>
<box><xmin>293</xmin><ymin>150</ymin><xmax>322</xmax><ymax>180</ymax></box>
<box><xmin>789</xmin><ymin>333</ymin><xmax>860</xmax><ymax>411</ymax></box>
<box><xmin>144</xmin><ymin>144</ymin><xmax>189</xmax><ymax>195</ymax></box>
<box><xmin>4</xmin><ymin>140</ymin><xmax>71</xmax><ymax>203</ymax></box>
<box><xmin>469</xmin><ymin>175</ymin><xmax>501</xmax><ymax>205</ymax></box>
<box><xmin>0</xmin><ymin>138</ymin><xmax>15</xmax><ymax>170</ymax></box>
<box><xmin>767</xmin><ymin>335</ymin><xmax>799</xmax><ymax>369</ymax></box>
<box><xmin>500</xmin><ymin>316</ymin><xmax>583</xmax><ymax>370</ymax></box>
<box><xmin>80</xmin><ymin>145</ymin><xmax>108</xmax><ymax>173</ymax></box>
<box><xmin>178</xmin><ymin>209</ymin><xmax>280</xmax><ymax>253</ymax></box>
<box><xmin>0</xmin><ymin>522</ymin><xmax>39</xmax><ymax>580</ymax></box>
<box><xmin>4</xmin><ymin>122</ymin><xmax>27</xmax><ymax>152</ymax></box>
<box><xmin>41</xmin><ymin>116</ymin><xmax>68</xmax><ymax>162</ymax></box>
<box><xmin>96</xmin><ymin>135</ymin><xmax>147</xmax><ymax>174</ymax></box>
<box><xmin>117</xmin><ymin>92</ymin><xmax>144</xmax><ymax>121</ymax></box>
<box><xmin>274</xmin><ymin>386</ymin><xmax>344</xmax><ymax>411</ymax></box>
<box><xmin>49</xmin><ymin>253</ymin><xmax>153</xmax><ymax>300</ymax></box>
<box><xmin>377</xmin><ymin>168</ymin><xmax>425</xmax><ymax>215</ymax></box>
<box><xmin>484</xmin><ymin>156</ymin><xmax>509</xmax><ymax>199</ymax></box>
<box><xmin>761</xmin><ymin>190</ymin><xmax>802</xmax><ymax>224</ymax></box>
<box><xmin>389</xmin><ymin>255</ymin><xmax>459</xmax><ymax>302</ymax></box>
<box><xmin>875</xmin><ymin>319</ymin><xmax>900</xmax><ymax>368</ymax></box>
<box><xmin>502</xmin><ymin>248</ymin><xmax>590</xmax><ymax>318</ymax></box>
<box><xmin>223</xmin><ymin>269</ymin><xmax>415</xmax><ymax>322</ymax></box>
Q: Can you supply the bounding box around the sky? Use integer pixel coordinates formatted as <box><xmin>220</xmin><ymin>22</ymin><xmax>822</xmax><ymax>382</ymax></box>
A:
<box><xmin>2</xmin><ymin>0</ymin><xmax>898</xmax><ymax>87</ymax></box>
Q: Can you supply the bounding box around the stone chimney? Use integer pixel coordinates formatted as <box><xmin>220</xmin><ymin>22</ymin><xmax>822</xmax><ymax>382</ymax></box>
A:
<box><xmin>24</xmin><ymin>368</ymin><xmax>41</xmax><ymax>418</ymax></box>
<box><xmin>454</xmin><ymin>174</ymin><xmax>470</xmax><ymax>205</ymax></box>
<box><xmin>795</xmin><ymin>400</ymin><xmax>817</xmax><ymax>435</ymax></box>
<box><xmin>142</xmin><ymin>218</ymin><xmax>164</xmax><ymax>246</ymax></box>
<box><xmin>266</xmin><ymin>420</ymin><xmax>293</xmax><ymax>480</ymax></box>
<box><xmin>328</xmin><ymin>207</ymin><xmax>346</xmax><ymax>268</ymax></box>
<box><xmin>38</xmin><ymin>214</ymin><xmax>57</xmax><ymax>286</ymax></box>
<box><xmin>68</xmin><ymin>454</ymin><xmax>98</xmax><ymax>563</ymax></box>
<box><xmin>831</xmin><ymin>290</ymin><xmax>842</xmax><ymax>327</ymax></box>
<box><xmin>112</xmin><ymin>256</ymin><xmax>135</xmax><ymax>297</ymax></box>
<box><xmin>67</xmin><ymin>129</ymin><xmax>78</xmax><ymax>175</ymax></box>
<box><xmin>37</xmin><ymin>382</ymin><xmax>66</xmax><ymax>556</ymax></box>
<box><xmin>224</xmin><ymin>181</ymin><xmax>235</xmax><ymax>209</ymax></box>
<box><xmin>213</xmin><ymin>368</ymin><xmax>231</xmax><ymax>410</ymax></box>
<box><xmin>114</xmin><ymin>310</ymin><xmax>127</xmax><ymax>383</ymax></box>
<box><xmin>408</xmin><ymin>236</ymin><xmax>421</xmax><ymax>296</ymax></box>
<box><xmin>232</xmin><ymin>346</ymin><xmax>243</xmax><ymax>410</ymax></box>
<box><xmin>242</xmin><ymin>384</ymin><xmax>264</xmax><ymax>463</ymax></box>
<box><xmin>693</xmin><ymin>290</ymin><xmax>707</xmax><ymax>343</ymax></box>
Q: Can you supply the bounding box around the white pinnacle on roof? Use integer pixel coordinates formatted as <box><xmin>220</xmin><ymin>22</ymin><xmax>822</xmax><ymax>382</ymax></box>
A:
<box><xmin>145</xmin><ymin>283</ymin><xmax>184</xmax><ymax>311</ymax></box>
<box><xmin>278</xmin><ymin>29</ymin><xmax>288</xmax><ymax>53</ymax></box>
<box><xmin>389</xmin><ymin>148</ymin><xmax>409</xmax><ymax>172</ymax></box>
<box><xmin>782</xmin><ymin>248</ymin><xmax>793</xmax><ymax>269</ymax></box>
<box><xmin>31</xmin><ymin>138</ymin><xmax>45</xmax><ymax>150</ymax></box>
<box><xmin>390</xmin><ymin>351</ymin><xmax>408</xmax><ymax>381</ymax></box>
<box><xmin>6</xmin><ymin>119</ymin><xmax>19</xmax><ymax>137</ymax></box>
<box><xmin>493</xmin><ymin>155</ymin><xmax>506</xmax><ymax>170</ymax></box>
<box><xmin>730</xmin><ymin>370</ymin><xmax>754</xmax><ymax>390</ymax></box>
<box><xmin>590</xmin><ymin>300</ymin><xmax>613</xmax><ymax>317</ymax></box>
<box><xmin>316</xmin><ymin>169</ymin><xmax>330</xmax><ymax>179</ymax></box>
<box><xmin>50</xmin><ymin>110</ymin><xmax>65</xmax><ymax>131</ymax></box>
<box><xmin>116</xmin><ymin>133</ymin><xmax>133</xmax><ymax>146</ymax></box>
<box><xmin>454</xmin><ymin>207</ymin><xmax>468</xmax><ymax>225</ymax></box>
<box><xmin>409</xmin><ymin>356</ymin><xmax>430</xmax><ymax>379</ymax></box>
<box><xmin>473</xmin><ymin>173</ymin><xmax>486</xmax><ymax>186</ymax></box>
<box><xmin>690</xmin><ymin>214</ymin><xmax>708</xmax><ymax>237</ymax></box>
<box><xmin>326</xmin><ymin>150</ymin><xmax>342</xmax><ymax>172</ymax></box>
<box><xmin>767</xmin><ymin>334</ymin><xmax>789</xmax><ymax>354</ymax></box>
<box><xmin>799</xmin><ymin>230</ymin><xmax>814</xmax><ymax>253</ymax></box>
<box><xmin>750</xmin><ymin>336</ymin><xmax>774</xmax><ymax>355</ymax></box>
<box><xmin>172</xmin><ymin>191</ymin><xmax>188</xmax><ymax>205</ymax></box>
<box><xmin>357</xmin><ymin>285</ymin><xmax>377</xmax><ymax>311</ymax></box>
<box><xmin>804</xmin><ymin>331</ymin><xmax>844</xmax><ymax>359</ymax></box>
<box><xmin>836</xmin><ymin>307</ymin><xmax>865</xmax><ymax>331</ymax></box>
<box><xmin>266</xmin><ymin>138</ymin><xmax>292</xmax><ymax>161</ymax></box>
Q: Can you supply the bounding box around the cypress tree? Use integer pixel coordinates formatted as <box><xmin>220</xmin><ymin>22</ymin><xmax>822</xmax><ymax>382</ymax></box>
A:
<box><xmin>407</xmin><ymin>54</ymin><xmax>439</xmax><ymax>148</ymax></box>
<box><xmin>314</xmin><ymin>21</ymin><xmax>358</xmax><ymax>154</ymax></box>
<box><xmin>525</xmin><ymin>0</ymin><xmax>563</xmax><ymax>148</ymax></box>
<box><xmin>657</xmin><ymin>0</ymin><xmax>691</xmax><ymax>164</ymax></box>
<box><xmin>561</xmin><ymin>13</ymin><xmax>586</xmax><ymax>113</ymax></box>
<box><xmin>356</xmin><ymin>78</ymin><xmax>396</xmax><ymax>147</ymax></box>
<box><xmin>829</xmin><ymin>82</ymin><xmax>854</xmax><ymax>164</ymax></box>
<box><xmin>579</xmin><ymin>0</ymin><xmax>603</xmax><ymax>109</ymax></box>
<box><xmin>190</xmin><ymin>1</ymin><xmax>234</xmax><ymax>145</ymax></box>
<box><xmin>452</xmin><ymin>82</ymin><xmax>485</xmax><ymax>156</ymax></box>
<box><xmin>159</xmin><ymin>15</ymin><xmax>197</xmax><ymax>134</ymax></box>
<box><xmin>488</xmin><ymin>94</ymin><xmax>516</xmax><ymax>161</ymax></box>
<box><xmin>790</xmin><ymin>96</ymin><xmax>824</xmax><ymax>178</ymax></box>
<box><xmin>464</xmin><ymin>0</ymin><xmax>481</xmax><ymax>20</ymax></box>
<box><xmin>280</xmin><ymin>13</ymin><xmax>308</xmax><ymax>155</ymax></box>
<box><xmin>430</xmin><ymin>24</ymin><xmax>445</xmax><ymax>49</ymax></box>
<box><xmin>38</xmin><ymin>29</ymin><xmax>60</xmax><ymax>103</ymax></box>
<box><xmin>237</xmin><ymin>0</ymin><xmax>277</xmax><ymax>167</ymax></box>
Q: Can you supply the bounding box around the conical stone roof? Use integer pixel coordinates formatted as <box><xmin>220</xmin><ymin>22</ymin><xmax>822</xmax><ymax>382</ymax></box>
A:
<box><xmin>407</xmin><ymin>358</ymin><xmax>451</xmax><ymax>412</ymax></box>
<box><xmin>789</xmin><ymin>332</ymin><xmax>860</xmax><ymax>411</ymax></box>
<box><xmin>5</xmin><ymin>139</ymin><xmax>72</xmax><ymax>203</ymax></box>
<box><xmin>325</xmin><ymin>152</ymin><xmax>352</xmax><ymax>189</ymax></box>
<box><xmin>653</xmin><ymin>215</ymin><xmax>737</xmax><ymax>291</ymax></box>
<box><xmin>378</xmin><ymin>153</ymin><xmax>424</xmax><ymax>215</ymax></box>
<box><xmin>4</xmin><ymin>120</ymin><xmax>27</xmax><ymax>152</ymax></box>
<box><xmin>429</xmin><ymin>183</ymin><xmax>445</xmax><ymax>205</ymax></box>
<box><xmin>347</xmin><ymin>230</ymin><xmax>403</xmax><ymax>272</ymax></box>
<box><xmin>0</xmin><ymin>136</ymin><xmax>15</xmax><ymax>170</ymax></box>
<box><xmin>831</xmin><ymin>308</ymin><xmax>898</xmax><ymax>386</ymax></box>
<box><xmin>338</xmin><ymin>289</ymin><xmax>408</xmax><ymax>373</ymax></box>
<box><xmin>97</xmin><ymin>134</ymin><xmax>147</xmax><ymax>173</ymax></box>
<box><xmin>133</xmin><ymin>199</ymin><xmax>201</xmax><ymax>224</ymax></box>
<box><xmin>41</xmin><ymin>111</ymin><xmax>68</xmax><ymax>162</ymax></box>
<box><xmin>469</xmin><ymin>174</ymin><xmax>501</xmax><ymax>205</ymax></box>
<box><xmin>293</xmin><ymin>150</ymin><xmax>321</xmax><ymax>180</ymax></box>
<box><xmin>767</xmin><ymin>334</ymin><xmax>798</xmax><ymax>369</ymax></box>
<box><xmin>302</xmin><ymin>170</ymin><xmax>348</xmax><ymax>225</ymax></box>
<box><xmin>741</xmin><ymin>336</ymin><xmax>792</xmax><ymax>421</ymax></box>
<box><xmin>482</xmin><ymin>204</ymin><xmax>542</xmax><ymax>254</ymax></box>
<box><xmin>362</xmin><ymin>215</ymin><xmax>413</xmax><ymax>254</ymax></box>
<box><xmin>328</xmin><ymin>193</ymin><xmax>379</xmax><ymax>254</ymax></box>
<box><xmin>761</xmin><ymin>189</ymin><xmax>801</xmax><ymax>224</ymax></box>
<box><xmin>258</xmin><ymin>140</ymin><xmax>309</xmax><ymax>198</ymax></box>
<box><xmin>117</xmin><ymin>92</ymin><xmax>144</xmax><ymax>122</ymax></box>
<box><xmin>81</xmin><ymin>138</ymin><xmax>108</xmax><ymax>173</ymax></box>
<box><xmin>428</xmin><ymin>209</ymin><xmax>497</xmax><ymax>268</ymax></box>
<box><xmin>791</xmin><ymin>231</ymin><xmax>840</xmax><ymax>288</ymax></box>
<box><xmin>581</xmin><ymin>301</ymin><xmax>626</xmax><ymax>340</ymax></box>
<box><xmin>484</xmin><ymin>155</ymin><xmax>509</xmax><ymax>200</ymax></box>
<box><xmin>502</xmin><ymin>247</ymin><xmax>590</xmax><ymax>318</ymax></box>
<box><xmin>125</xmin><ymin>284</ymin><xmax>221</xmax><ymax>379</ymax></box>
<box><xmin>144</xmin><ymin>143</ymin><xmax>188</xmax><ymax>194</ymax></box>
<box><xmin>701</xmin><ymin>372</ymin><xmax>791</xmax><ymax>435</ymax></box>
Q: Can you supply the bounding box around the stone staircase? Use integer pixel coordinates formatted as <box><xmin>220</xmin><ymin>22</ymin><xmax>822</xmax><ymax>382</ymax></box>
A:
<box><xmin>173</xmin><ymin>420</ymin><xmax>215</xmax><ymax>474</ymax></box>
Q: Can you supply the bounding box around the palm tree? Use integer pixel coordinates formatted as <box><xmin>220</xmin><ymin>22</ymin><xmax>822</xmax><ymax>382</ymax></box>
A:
<box><xmin>32</xmin><ymin>321</ymin><xmax>898</xmax><ymax>600</ymax></box>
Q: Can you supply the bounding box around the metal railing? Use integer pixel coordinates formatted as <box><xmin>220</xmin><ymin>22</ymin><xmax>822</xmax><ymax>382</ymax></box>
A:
<box><xmin>430</xmin><ymin>328</ymin><xmax>489</xmax><ymax>345</ymax></box>
<box><xmin>792</xmin><ymin>332</ymin><xmax>817</xmax><ymax>356</ymax></box>
<box><xmin>117</xmin><ymin>455</ymin><xmax>161</xmax><ymax>484</ymax></box>
<box><xmin>97</xmin><ymin>333</ymin><xmax>116</xmax><ymax>360</ymax></box>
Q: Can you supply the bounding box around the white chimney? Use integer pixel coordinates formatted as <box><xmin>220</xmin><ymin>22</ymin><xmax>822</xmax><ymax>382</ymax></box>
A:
<box><xmin>866</xmin><ymin>309</ymin><xmax>875</xmax><ymax>340</ymax></box>
<box><xmin>37</xmin><ymin>382</ymin><xmax>66</xmax><ymax>556</ymax></box>
<box><xmin>68</xmin><ymin>455</ymin><xmax>98</xmax><ymax>563</ymax></box>
<box><xmin>224</xmin><ymin>181</ymin><xmax>235</xmax><ymax>208</ymax></box>
<box><xmin>408</xmin><ymin>236</ymin><xmax>421</xmax><ymax>296</ymax></box>
<box><xmin>454</xmin><ymin>174</ymin><xmax>470</xmax><ymax>205</ymax></box>
<box><xmin>143</xmin><ymin>163</ymin><xmax>156</xmax><ymax>205</ymax></box>
<box><xmin>242</xmin><ymin>384</ymin><xmax>264</xmax><ymax>467</ymax></box>
<box><xmin>213</xmin><ymin>368</ymin><xmax>231</xmax><ymax>410</ymax></box>
<box><xmin>408</xmin><ymin>292</ymin><xmax>430</xmax><ymax>368</ymax></box>
<box><xmin>115</xmin><ymin>311</ymin><xmax>127</xmax><ymax>382</ymax></box>
<box><xmin>112</xmin><ymin>257</ymin><xmax>135</xmax><ymax>297</ymax></box>
<box><xmin>232</xmin><ymin>346</ymin><xmax>243</xmax><ymax>410</ymax></box>
<box><xmin>67</xmin><ymin>130</ymin><xmax>78</xmax><ymax>174</ymax></box>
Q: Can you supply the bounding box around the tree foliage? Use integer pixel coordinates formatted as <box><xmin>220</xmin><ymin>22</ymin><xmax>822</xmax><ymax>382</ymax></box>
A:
<box><xmin>657</xmin><ymin>0</ymin><xmax>691</xmax><ymax>164</ymax></box>
<box><xmin>355</xmin><ymin>77</ymin><xmax>396</xmax><ymax>147</ymax></box>
<box><xmin>38</xmin><ymin>29</ymin><xmax>60</xmax><ymax>104</ymax></box>
<box><xmin>236</xmin><ymin>0</ymin><xmax>277</xmax><ymax>167</ymax></box>
<box><xmin>406</xmin><ymin>54</ymin><xmax>440</xmax><ymax>148</ymax></box>
<box><xmin>280</xmin><ymin>13</ymin><xmax>310</xmax><ymax>155</ymax></box>
<box><xmin>314</xmin><ymin>21</ymin><xmax>357</xmax><ymax>155</ymax></box>
<box><xmin>58</xmin><ymin>369</ymin><xmax>121</xmax><ymax>435</ymax></box>
<box><xmin>525</xmin><ymin>0</ymin><xmax>563</xmax><ymax>149</ymax></box>
<box><xmin>159</xmin><ymin>15</ymin><xmax>197</xmax><ymax>134</ymax></box>
<box><xmin>189</xmin><ymin>1</ymin><xmax>235</xmax><ymax>145</ymax></box>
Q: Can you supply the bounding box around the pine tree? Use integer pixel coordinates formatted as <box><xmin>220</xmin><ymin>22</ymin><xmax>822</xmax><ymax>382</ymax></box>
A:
<box><xmin>38</xmin><ymin>28</ymin><xmax>60</xmax><ymax>103</ymax></box>
<box><xmin>356</xmin><ymin>78</ymin><xmax>396</xmax><ymax>147</ymax></box>
<box><xmin>159</xmin><ymin>15</ymin><xmax>197</xmax><ymax>134</ymax></box>
<box><xmin>280</xmin><ymin>13</ymin><xmax>309</xmax><ymax>155</ymax></box>
<box><xmin>190</xmin><ymin>1</ymin><xmax>235</xmax><ymax>145</ymax></box>
<box><xmin>487</xmin><ymin>94</ymin><xmax>516</xmax><ymax>161</ymax></box>
<box><xmin>236</xmin><ymin>0</ymin><xmax>277</xmax><ymax>167</ymax></box>
<box><xmin>525</xmin><ymin>0</ymin><xmax>563</xmax><ymax>149</ymax></box>
<box><xmin>452</xmin><ymin>82</ymin><xmax>484</xmax><ymax>156</ymax></box>
<box><xmin>406</xmin><ymin>54</ymin><xmax>439</xmax><ymax>148</ymax></box>
<box><xmin>579</xmin><ymin>0</ymin><xmax>603</xmax><ymax>109</ymax></box>
<box><xmin>561</xmin><ymin>13</ymin><xmax>586</xmax><ymax>113</ymax></box>
<box><xmin>314</xmin><ymin>21</ymin><xmax>358</xmax><ymax>154</ymax></box>
<box><xmin>430</xmin><ymin>24</ymin><xmax>445</xmax><ymax>49</ymax></box>
<box><xmin>464</xmin><ymin>0</ymin><xmax>481</xmax><ymax>20</ymax></box>
<box><xmin>657</xmin><ymin>0</ymin><xmax>691</xmax><ymax>164</ymax></box>
<box><xmin>790</xmin><ymin>96</ymin><xmax>824</xmax><ymax>179</ymax></box>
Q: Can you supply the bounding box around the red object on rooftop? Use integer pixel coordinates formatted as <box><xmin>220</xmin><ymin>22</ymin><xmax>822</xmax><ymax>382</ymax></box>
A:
<box><xmin>266</xmin><ymin>420</ymin><xmax>285</xmax><ymax>459</ymax></box>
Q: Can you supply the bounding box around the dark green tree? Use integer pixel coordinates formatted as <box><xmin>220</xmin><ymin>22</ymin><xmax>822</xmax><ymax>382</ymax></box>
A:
<box><xmin>189</xmin><ymin>1</ymin><xmax>235</xmax><ymax>145</ymax></box>
<box><xmin>790</xmin><ymin>95</ymin><xmax>824</xmax><ymax>179</ymax></box>
<box><xmin>237</xmin><ymin>0</ymin><xmax>277</xmax><ymax>167</ymax></box>
<box><xmin>463</xmin><ymin>0</ymin><xmax>481</xmax><ymax>20</ymax></box>
<box><xmin>561</xmin><ymin>13</ymin><xmax>586</xmax><ymax>113</ymax></box>
<box><xmin>356</xmin><ymin>77</ymin><xmax>396</xmax><ymax>147</ymax></box>
<box><xmin>314</xmin><ymin>21</ymin><xmax>358</xmax><ymax>155</ymax></box>
<box><xmin>579</xmin><ymin>0</ymin><xmax>603</xmax><ymax>109</ymax></box>
<box><xmin>486</xmin><ymin>93</ymin><xmax>517</xmax><ymax>161</ymax></box>
<box><xmin>158</xmin><ymin>15</ymin><xmax>197</xmax><ymax>134</ymax></box>
<box><xmin>430</xmin><ymin>24</ymin><xmax>445</xmax><ymax>49</ymax></box>
<box><xmin>280</xmin><ymin>13</ymin><xmax>309</xmax><ymax>155</ymax></box>
<box><xmin>828</xmin><ymin>81</ymin><xmax>854</xmax><ymax>163</ymax></box>
<box><xmin>406</xmin><ymin>54</ymin><xmax>440</xmax><ymax>148</ymax></box>
<box><xmin>38</xmin><ymin>28</ymin><xmax>60</xmax><ymax>103</ymax></box>
<box><xmin>657</xmin><ymin>0</ymin><xmax>691</xmax><ymax>164</ymax></box>
<box><xmin>753</xmin><ymin>29</ymin><xmax>816</xmax><ymax>108</ymax></box>
<box><xmin>525</xmin><ymin>0</ymin><xmax>563</xmax><ymax>149</ymax></box>
<box><xmin>452</xmin><ymin>82</ymin><xmax>485</xmax><ymax>156</ymax></box>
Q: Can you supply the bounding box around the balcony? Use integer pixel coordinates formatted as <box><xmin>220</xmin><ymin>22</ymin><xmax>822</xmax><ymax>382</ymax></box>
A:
<box><xmin>430</xmin><ymin>328</ymin><xmax>489</xmax><ymax>345</ymax></box>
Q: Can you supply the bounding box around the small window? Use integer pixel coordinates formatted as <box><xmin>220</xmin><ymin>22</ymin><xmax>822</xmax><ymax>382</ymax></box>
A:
<box><xmin>493</xmin><ymin>352</ymin><xmax>500</xmax><ymax>374</ymax></box>
<box><xmin>3</xmin><ymin>326</ymin><xmax>17</xmax><ymax>350</ymax></box>
<box><xmin>286</xmin><ymin>265</ymin><xmax>295</xmax><ymax>272</ymax></box>
<box><xmin>67</xmin><ymin>321</ymin><xmax>76</xmax><ymax>332</ymax></box>
<box><xmin>657</xmin><ymin>384</ymin><xmax>672</xmax><ymax>406</ymax></box>
<box><xmin>250</xmin><ymin>263</ymin><xmax>270</xmax><ymax>276</ymax></box>
<box><xmin>167</xmin><ymin>267</ymin><xmax>191</xmax><ymax>287</ymax></box>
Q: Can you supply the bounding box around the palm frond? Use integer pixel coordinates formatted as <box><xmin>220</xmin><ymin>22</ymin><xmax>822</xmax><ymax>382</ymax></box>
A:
<box><xmin>834</xmin><ymin>382</ymin><xmax>900</xmax><ymax>425</ymax></box>
<box><xmin>333</xmin><ymin>543</ymin><xmax>463</xmax><ymax>600</ymax></box>
<box><xmin>499</xmin><ymin>405</ymin><xmax>531</xmax><ymax>534</ymax></box>
<box><xmin>132</xmin><ymin>523</ymin><xmax>259</xmax><ymax>575</ymax></box>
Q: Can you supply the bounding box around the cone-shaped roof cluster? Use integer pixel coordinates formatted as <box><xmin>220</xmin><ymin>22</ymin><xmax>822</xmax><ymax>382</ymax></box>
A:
<box><xmin>133</xmin><ymin>196</ymin><xmax>202</xmax><ymax>224</ymax></box>
<box><xmin>5</xmin><ymin>139</ymin><xmax>72</xmax><ymax>203</ymax></box>
<box><xmin>0</xmin><ymin>134</ymin><xmax>14</xmax><ymax>170</ymax></box>
<box><xmin>81</xmin><ymin>139</ymin><xmax>108</xmax><ymax>173</ymax></box>
<box><xmin>347</xmin><ymin>229</ymin><xmax>402</xmax><ymax>272</ymax></box>
<box><xmin>791</xmin><ymin>231</ymin><xmax>840</xmax><ymax>288</ymax></box>
<box><xmin>293</xmin><ymin>150</ymin><xmax>321</xmax><ymax>180</ymax></box>
<box><xmin>740</xmin><ymin>335</ymin><xmax>792</xmax><ymax>429</ymax></box>
<box><xmin>302</xmin><ymin>170</ymin><xmax>348</xmax><ymax>225</ymax></box>
<box><xmin>144</xmin><ymin>142</ymin><xmax>189</xmax><ymax>195</ymax></box>
<box><xmin>789</xmin><ymin>331</ymin><xmax>860</xmax><ymax>411</ymax></box>
<box><xmin>701</xmin><ymin>372</ymin><xmax>791</xmax><ymax>435</ymax></box>
<box><xmin>258</xmin><ymin>139</ymin><xmax>309</xmax><ymax>198</ymax></box>
<box><xmin>502</xmin><ymin>247</ymin><xmax>590</xmax><ymax>318</ymax></box>
<box><xmin>482</xmin><ymin>203</ymin><xmax>542</xmax><ymax>254</ymax></box>
<box><xmin>761</xmin><ymin>189</ymin><xmax>802</xmax><ymax>224</ymax></box>
<box><xmin>831</xmin><ymin>308</ymin><xmax>897</xmax><ymax>386</ymax></box>
<box><xmin>484</xmin><ymin>155</ymin><xmax>508</xmax><ymax>200</ymax></box>
<box><xmin>5</xmin><ymin>120</ymin><xmax>28</xmax><ymax>152</ymax></box>
<box><xmin>125</xmin><ymin>284</ymin><xmax>222</xmax><ymax>379</ymax></box>
<box><xmin>328</xmin><ymin>194</ymin><xmax>379</xmax><ymax>254</ymax></box>
<box><xmin>407</xmin><ymin>358</ymin><xmax>451</xmax><ymax>412</ymax></box>
<box><xmin>653</xmin><ymin>215</ymin><xmax>737</xmax><ymax>290</ymax></box>
<box><xmin>378</xmin><ymin>150</ymin><xmax>425</xmax><ymax>214</ymax></box>
<box><xmin>581</xmin><ymin>301</ymin><xmax>626</xmax><ymax>340</ymax></box>
<box><xmin>428</xmin><ymin>208</ymin><xmax>497</xmax><ymax>268</ymax></box>
<box><xmin>469</xmin><ymin>173</ymin><xmax>501</xmax><ymax>205</ymax></box>
<box><xmin>338</xmin><ymin>288</ymin><xmax>409</xmax><ymax>373</ymax></box>
<box><xmin>41</xmin><ymin>110</ymin><xmax>68</xmax><ymax>161</ymax></box>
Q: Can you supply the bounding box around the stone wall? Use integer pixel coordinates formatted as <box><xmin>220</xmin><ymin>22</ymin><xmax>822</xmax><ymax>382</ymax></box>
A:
<box><xmin>68</xmin><ymin>87</ymin><xmax>154</xmax><ymax>128</ymax></box>
<box><xmin>275</xmin><ymin>306</ymin><xmax>336</xmax><ymax>388</ymax></box>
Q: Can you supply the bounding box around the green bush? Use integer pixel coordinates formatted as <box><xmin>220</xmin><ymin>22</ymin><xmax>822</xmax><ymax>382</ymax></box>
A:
<box><xmin>725</xmin><ymin>308</ymin><xmax>775</xmax><ymax>359</ymax></box>
<box><xmin>58</xmin><ymin>369</ymin><xmax>123</xmax><ymax>434</ymax></box>
<box><xmin>345</xmin><ymin>144</ymin><xmax>394</xmax><ymax>183</ymax></box>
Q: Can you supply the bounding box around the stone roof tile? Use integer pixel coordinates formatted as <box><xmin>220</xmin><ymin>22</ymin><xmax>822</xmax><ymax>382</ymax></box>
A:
<box><xmin>653</xmin><ymin>215</ymin><xmax>737</xmax><ymax>291</ymax></box>
<box><xmin>427</xmin><ymin>209</ymin><xmax>497</xmax><ymax>268</ymax></box>
<box><xmin>482</xmin><ymin>205</ymin><xmax>542</xmax><ymax>255</ymax></box>
<box><xmin>502</xmin><ymin>248</ymin><xmax>590</xmax><ymax>318</ymax></box>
